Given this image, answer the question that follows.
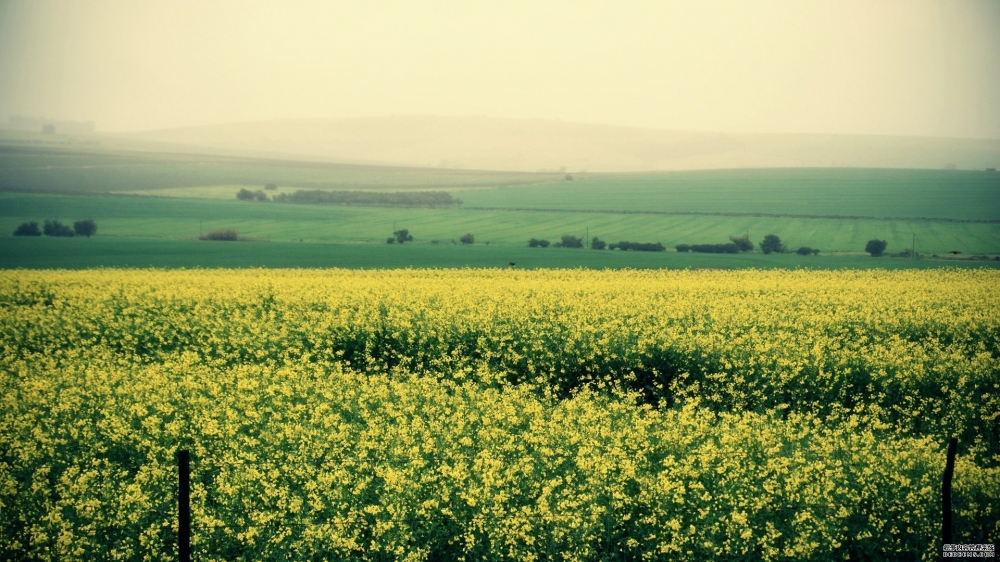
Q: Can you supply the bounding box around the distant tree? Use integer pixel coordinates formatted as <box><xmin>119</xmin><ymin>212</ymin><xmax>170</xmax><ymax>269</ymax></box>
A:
<box><xmin>386</xmin><ymin>237</ymin><xmax>396</xmax><ymax>244</ymax></box>
<box><xmin>796</xmin><ymin>246</ymin><xmax>814</xmax><ymax>256</ymax></box>
<box><xmin>43</xmin><ymin>220</ymin><xmax>74</xmax><ymax>237</ymax></box>
<box><xmin>460</xmin><ymin>233</ymin><xmax>475</xmax><ymax>245</ymax></box>
<box><xmin>13</xmin><ymin>221</ymin><xmax>41</xmax><ymax>236</ymax></box>
<box><xmin>272</xmin><ymin>189</ymin><xmax>455</xmax><ymax>207</ymax></box>
<box><xmin>591</xmin><ymin>237</ymin><xmax>607</xmax><ymax>250</ymax></box>
<box><xmin>675</xmin><ymin>244</ymin><xmax>690</xmax><ymax>253</ymax></box>
<box><xmin>610</xmin><ymin>241</ymin><xmax>666</xmax><ymax>252</ymax></box>
<box><xmin>865</xmin><ymin>239</ymin><xmax>887</xmax><ymax>257</ymax></box>
<box><xmin>688</xmin><ymin>243</ymin><xmax>739</xmax><ymax>254</ymax></box>
<box><xmin>528</xmin><ymin>238</ymin><xmax>550</xmax><ymax>248</ymax></box>
<box><xmin>264</xmin><ymin>183</ymin><xmax>278</xmax><ymax>190</ymax></box>
<box><xmin>237</xmin><ymin>188</ymin><xmax>269</xmax><ymax>201</ymax></box>
<box><xmin>559</xmin><ymin>235</ymin><xmax>584</xmax><ymax>248</ymax></box>
<box><xmin>198</xmin><ymin>229</ymin><xmax>240</xmax><ymax>241</ymax></box>
<box><xmin>759</xmin><ymin>234</ymin><xmax>785</xmax><ymax>254</ymax></box>
<box><xmin>729</xmin><ymin>234</ymin><xmax>753</xmax><ymax>253</ymax></box>
<box><xmin>73</xmin><ymin>219</ymin><xmax>97</xmax><ymax>237</ymax></box>
<box><xmin>394</xmin><ymin>229</ymin><xmax>413</xmax><ymax>244</ymax></box>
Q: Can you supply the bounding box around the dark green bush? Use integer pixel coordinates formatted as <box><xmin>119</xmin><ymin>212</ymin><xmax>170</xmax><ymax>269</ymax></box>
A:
<box><xmin>13</xmin><ymin>222</ymin><xmax>41</xmax><ymax>236</ymax></box>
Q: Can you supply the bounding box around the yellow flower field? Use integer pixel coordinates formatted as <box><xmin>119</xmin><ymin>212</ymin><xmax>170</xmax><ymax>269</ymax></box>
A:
<box><xmin>2</xmin><ymin>268</ymin><xmax>998</xmax><ymax>560</ymax></box>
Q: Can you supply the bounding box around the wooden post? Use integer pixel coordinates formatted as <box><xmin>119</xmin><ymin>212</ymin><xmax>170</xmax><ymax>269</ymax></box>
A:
<box><xmin>177</xmin><ymin>449</ymin><xmax>191</xmax><ymax>562</ymax></box>
<box><xmin>942</xmin><ymin>438</ymin><xmax>957</xmax><ymax>549</ymax></box>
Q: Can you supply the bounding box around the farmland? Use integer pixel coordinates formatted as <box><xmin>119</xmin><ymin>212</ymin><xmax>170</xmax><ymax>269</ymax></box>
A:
<box><xmin>2</xmin><ymin>268</ymin><xmax>998</xmax><ymax>560</ymax></box>
<box><xmin>2</xmin><ymin>144</ymin><xmax>999</xmax><ymax>268</ymax></box>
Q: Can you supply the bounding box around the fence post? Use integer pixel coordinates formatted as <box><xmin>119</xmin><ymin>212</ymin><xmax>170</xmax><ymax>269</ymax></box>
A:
<box><xmin>178</xmin><ymin>449</ymin><xmax>191</xmax><ymax>562</ymax></box>
<box><xmin>942</xmin><ymin>438</ymin><xmax>957</xmax><ymax>551</ymax></box>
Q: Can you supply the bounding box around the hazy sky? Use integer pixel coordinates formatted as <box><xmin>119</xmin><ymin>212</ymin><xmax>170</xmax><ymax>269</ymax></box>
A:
<box><xmin>1</xmin><ymin>0</ymin><xmax>998</xmax><ymax>137</ymax></box>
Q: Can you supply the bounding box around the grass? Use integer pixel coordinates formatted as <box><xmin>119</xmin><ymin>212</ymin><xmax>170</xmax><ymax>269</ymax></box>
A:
<box><xmin>3</xmin><ymin>192</ymin><xmax>998</xmax><ymax>255</ymax></box>
<box><xmin>458</xmin><ymin>167</ymin><xmax>1000</xmax><ymax>220</ymax></box>
<box><xmin>3</xmin><ymin>236</ymin><xmax>997</xmax><ymax>270</ymax></box>
<box><xmin>2</xmin><ymin>146</ymin><xmax>998</xmax><ymax>268</ymax></box>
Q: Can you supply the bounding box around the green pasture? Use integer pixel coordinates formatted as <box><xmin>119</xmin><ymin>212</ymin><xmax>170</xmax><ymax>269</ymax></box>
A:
<box><xmin>458</xmin><ymin>167</ymin><xmax>1000</xmax><ymax>220</ymax></box>
<box><xmin>2</xmin><ymin>192</ymin><xmax>998</xmax><ymax>255</ymax></box>
<box><xmin>3</xmin><ymin>236</ymin><xmax>996</xmax><ymax>270</ymax></box>
<box><xmin>2</xmin><ymin>145</ymin><xmax>998</xmax><ymax>267</ymax></box>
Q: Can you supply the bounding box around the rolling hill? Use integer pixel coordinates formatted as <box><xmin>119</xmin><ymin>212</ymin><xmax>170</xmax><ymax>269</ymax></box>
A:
<box><xmin>120</xmin><ymin>115</ymin><xmax>1000</xmax><ymax>172</ymax></box>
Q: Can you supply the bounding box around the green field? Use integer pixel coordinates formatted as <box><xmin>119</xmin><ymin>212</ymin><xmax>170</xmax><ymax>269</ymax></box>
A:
<box><xmin>3</xmin><ymin>191</ymin><xmax>998</xmax><ymax>256</ymax></box>
<box><xmin>458</xmin><ymin>167</ymin><xmax>1000</xmax><ymax>220</ymax></box>
<box><xmin>3</xmin><ymin>236</ymin><xmax>998</xmax><ymax>270</ymax></box>
<box><xmin>2</xmin><ymin>145</ymin><xmax>999</xmax><ymax>268</ymax></box>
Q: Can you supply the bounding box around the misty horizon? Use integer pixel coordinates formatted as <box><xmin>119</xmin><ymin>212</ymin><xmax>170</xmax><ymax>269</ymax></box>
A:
<box><xmin>1</xmin><ymin>0</ymin><xmax>998</xmax><ymax>140</ymax></box>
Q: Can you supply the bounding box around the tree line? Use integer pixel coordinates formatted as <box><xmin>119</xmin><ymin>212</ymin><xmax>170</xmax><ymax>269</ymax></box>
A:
<box><xmin>13</xmin><ymin>219</ymin><xmax>97</xmax><ymax>237</ymax></box>
<box><xmin>238</xmin><ymin>188</ymin><xmax>459</xmax><ymax>207</ymax></box>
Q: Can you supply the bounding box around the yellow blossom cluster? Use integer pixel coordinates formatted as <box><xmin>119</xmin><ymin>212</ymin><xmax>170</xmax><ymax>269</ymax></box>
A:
<box><xmin>1</xmin><ymin>268</ymin><xmax>997</xmax><ymax>560</ymax></box>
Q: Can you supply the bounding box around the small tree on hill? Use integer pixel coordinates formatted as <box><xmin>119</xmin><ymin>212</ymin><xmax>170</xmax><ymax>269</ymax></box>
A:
<box><xmin>865</xmin><ymin>239</ymin><xmax>887</xmax><ymax>257</ymax></box>
<box><xmin>559</xmin><ymin>235</ymin><xmax>584</xmax><ymax>248</ymax></box>
<box><xmin>73</xmin><ymin>219</ymin><xmax>97</xmax><ymax>237</ymax></box>
<box><xmin>43</xmin><ymin>220</ymin><xmax>74</xmax><ymax>237</ymax></box>
<box><xmin>730</xmin><ymin>234</ymin><xmax>753</xmax><ymax>252</ymax></box>
<box><xmin>13</xmin><ymin>221</ymin><xmax>41</xmax><ymax>236</ymax></box>
<box><xmin>528</xmin><ymin>238</ymin><xmax>550</xmax><ymax>248</ymax></box>
<box><xmin>237</xmin><ymin>188</ymin><xmax>269</xmax><ymax>201</ymax></box>
<box><xmin>394</xmin><ymin>229</ymin><xmax>413</xmax><ymax>244</ymax></box>
<box><xmin>591</xmin><ymin>237</ymin><xmax>607</xmax><ymax>250</ymax></box>
<box><xmin>759</xmin><ymin>234</ymin><xmax>784</xmax><ymax>254</ymax></box>
<box><xmin>460</xmin><ymin>233</ymin><xmax>475</xmax><ymax>245</ymax></box>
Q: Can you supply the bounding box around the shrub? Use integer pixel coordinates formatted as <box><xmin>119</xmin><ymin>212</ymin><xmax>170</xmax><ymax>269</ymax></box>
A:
<box><xmin>591</xmin><ymin>237</ymin><xmax>607</xmax><ymax>250</ymax></box>
<box><xmin>73</xmin><ymin>219</ymin><xmax>98</xmax><ymax>237</ymax></box>
<box><xmin>460</xmin><ymin>233</ymin><xmax>475</xmax><ymax>245</ymax></box>
<box><xmin>13</xmin><ymin>222</ymin><xmax>41</xmax><ymax>236</ymax></box>
<box><xmin>386</xmin><ymin>237</ymin><xmax>395</xmax><ymax>244</ymax></box>
<box><xmin>796</xmin><ymin>246</ymin><xmax>814</xmax><ymax>256</ymax></box>
<box><xmin>393</xmin><ymin>229</ymin><xmax>413</xmax><ymax>244</ymax></box>
<box><xmin>273</xmin><ymin>190</ymin><xmax>455</xmax><ymax>207</ymax></box>
<box><xmin>43</xmin><ymin>220</ymin><xmax>74</xmax><ymax>237</ymax></box>
<box><xmin>237</xmin><ymin>189</ymin><xmax>269</xmax><ymax>202</ymax></box>
<box><xmin>528</xmin><ymin>238</ymin><xmax>550</xmax><ymax>248</ymax></box>
<box><xmin>759</xmin><ymin>234</ymin><xmax>785</xmax><ymax>254</ymax></box>
<box><xmin>729</xmin><ymin>234</ymin><xmax>754</xmax><ymax>252</ymax></box>
<box><xmin>688</xmin><ymin>243</ymin><xmax>739</xmax><ymax>254</ymax></box>
<box><xmin>675</xmin><ymin>244</ymin><xmax>690</xmax><ymax>253</ymax></box>
<box><xmin>559</xmin><ymin>235</ymin><xmax>584</xmax><ymax>248</ymax></box>
<box><xmin>865</xmin><ymin>239</ymin><xmax>887</xmax><ymax>257</ymax></box>
<box><xmin>199</xmin><ymin>229</ymin><xmax>240</xmax><ymax>241</ymax></box>
<box><xmin>610</xmin><ymin>241</ymin><xmax>666</xmax><ymax>252</ymax></box>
